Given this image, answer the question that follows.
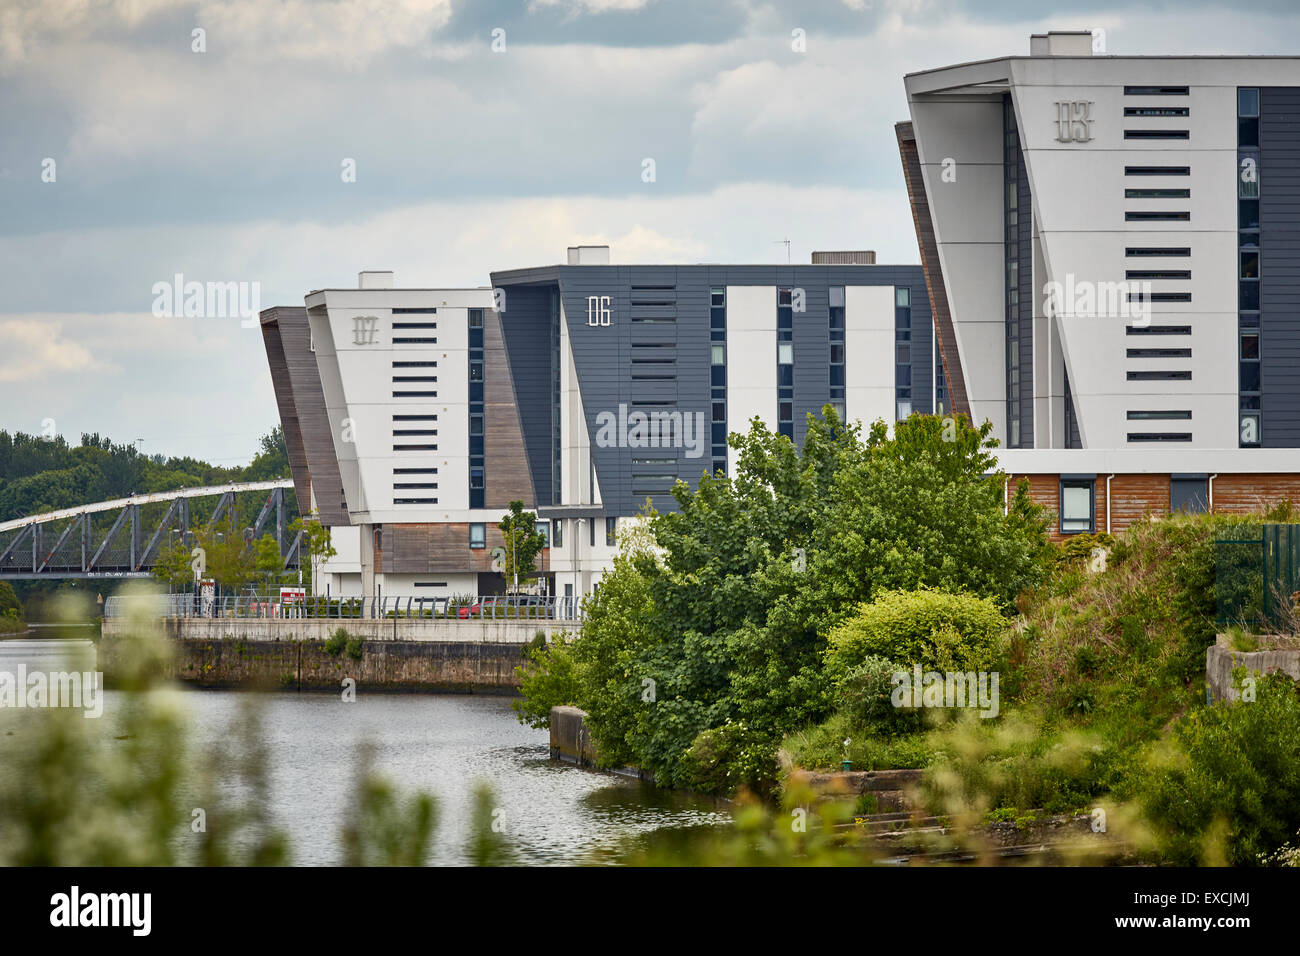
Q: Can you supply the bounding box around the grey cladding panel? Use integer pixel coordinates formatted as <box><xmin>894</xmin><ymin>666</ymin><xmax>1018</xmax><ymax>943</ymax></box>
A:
<box><xmin>1261</xmin><ymin>87</ymin><xmax>1300</xmax><ymax>447</ymax></box>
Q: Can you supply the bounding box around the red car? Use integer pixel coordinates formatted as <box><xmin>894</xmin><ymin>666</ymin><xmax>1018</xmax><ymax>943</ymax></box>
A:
<box><xmin>456</xmin><ymin>603</ymin><xmax>483</xmax><ymax>619</ymax></box>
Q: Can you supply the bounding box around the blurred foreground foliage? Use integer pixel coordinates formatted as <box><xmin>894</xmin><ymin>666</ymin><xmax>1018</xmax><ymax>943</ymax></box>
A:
<box><xmin>0</xmin><ymin>590</ymin><xmax>506</xmax><ymax>866</ymax></box>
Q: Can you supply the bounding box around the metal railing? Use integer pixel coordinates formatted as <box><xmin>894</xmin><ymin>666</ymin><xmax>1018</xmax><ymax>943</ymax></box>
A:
<box><xmin>105</xmin><ymin>592</ymin><xmax>585</xmax><ymax>622</ymax></box>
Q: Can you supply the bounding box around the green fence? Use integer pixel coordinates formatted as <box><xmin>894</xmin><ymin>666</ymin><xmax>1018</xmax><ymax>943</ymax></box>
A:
<box><xmin>1216</xmin><ymin>524</ymin><xmax>1300</xmax><ymax>630</ymax></box>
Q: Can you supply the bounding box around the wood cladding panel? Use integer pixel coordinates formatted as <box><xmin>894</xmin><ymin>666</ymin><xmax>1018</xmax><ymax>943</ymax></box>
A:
<box><xmin>1010</xmin><ymin>472</ymin><xmax>1300</xmax><ymax>541</ymax></box>
<box><xmin>482</xmin><ymin>309</ymin><xmax>536</xmax><ymax>508</ymax></box>
<box><xmin>1104</xmin><ymin>475</ymin><xmax>1171</xmax><ymax>533</ymax></box>
<box><xmin>1212</xmin><ymin>474</ymin><xmax>1300</xmax><ymax>514</ymax></box>
<box><xmin>896</xmin><ymin>121</ymin><xmax>970</xmax><ymax>419</ymax></box>
<box><xmin>376</xmin><ymin>522</ymin><xmax>550</xmax><ymax>575</ymax></box>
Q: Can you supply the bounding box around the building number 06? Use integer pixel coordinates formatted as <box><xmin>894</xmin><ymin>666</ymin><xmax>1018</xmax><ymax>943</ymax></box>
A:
<box><xmin>587</xmin><ymin>295</ymin><xmax>612</xmax><ymax>327</ymax></box>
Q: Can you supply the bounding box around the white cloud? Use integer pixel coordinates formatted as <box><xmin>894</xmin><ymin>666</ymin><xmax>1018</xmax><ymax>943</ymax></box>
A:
<box><xmin>0</xmin><ymin>316</ymin><xmax>112</xmax><ymax>382</ymax></box>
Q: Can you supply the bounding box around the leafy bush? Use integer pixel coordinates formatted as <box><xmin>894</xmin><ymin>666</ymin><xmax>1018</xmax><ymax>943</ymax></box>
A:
<box><xmin>1134</xmin><ymin>673</ymin><xmax>1300</xmax><ymax>865</ymax></box>
<box><xmin>825</xmin><ymin>589</ymin><xmax>1007</xmax><ymax>684</ymax></box>
<box><xmin>511</xmin><ymin>634</ymin><xmax>579</xmax><ymax>730</ymax></box>
<box><xmin>837</xmin><ymin>655</ymin><xmax>922</xmax><ymax>735</ymax></box>
<box><xmin>345</xmin><ymin>636</ymin><xmax>364</xmax><ymax>660</ymax></box>
<box><xmin>324</xmin><ymin>629</ymin><xmax>348</xmax><ymax>657</ymax></box>
<box><xmin>0</xmin><ymin>582</ymin><xmax>23</xmax><ymax>620</ymax></box>
<box><xmin>682</xmin><ymin>722</ymin><xmax>778</xmax><ymax>796</ymax></box>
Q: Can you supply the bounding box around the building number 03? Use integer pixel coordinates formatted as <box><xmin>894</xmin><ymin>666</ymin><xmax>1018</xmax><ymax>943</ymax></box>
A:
<box><xmin>587</xmin><ymin>295</ymin><xmax>612</xmax><ymax>327</ymax></box>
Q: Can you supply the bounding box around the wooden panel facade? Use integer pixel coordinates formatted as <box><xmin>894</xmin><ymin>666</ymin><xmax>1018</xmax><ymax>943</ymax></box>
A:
<box><xmin>1009</xmin><ymin>472</ymin><xmax>1300</xmax><ymax>541</ymax></box>
<box><xmin>1213</xmin><ymin>474</ymin><xmax>1300</xmax><ymax>514</ymax></box>
<box><xmin>896</xmin><ymin>121</ymin><xmax>970</xmax><ymax>419</ymax></box>
<box><xmin>482</xmin><ymin>308</ymin><xmax>537</xmax><ymax>508</ymax></box>
<box><xmin>376</xmin><ymin>522</ymin><xmax>551</xmax><ymax>575</ymax></box>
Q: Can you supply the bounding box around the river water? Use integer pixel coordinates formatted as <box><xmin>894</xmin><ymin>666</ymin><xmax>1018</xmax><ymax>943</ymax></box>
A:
<box><xmin>0</xmin><ymin>629</ymin><xmax>730</xmax><ymax>865</ymax></box>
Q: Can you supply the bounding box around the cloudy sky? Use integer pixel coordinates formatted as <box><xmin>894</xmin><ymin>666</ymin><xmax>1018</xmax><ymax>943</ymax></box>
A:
<box><xmin>0</xmin><ymin>0</ymin><xmax>1293</xmax><ymax>466</ymax></box>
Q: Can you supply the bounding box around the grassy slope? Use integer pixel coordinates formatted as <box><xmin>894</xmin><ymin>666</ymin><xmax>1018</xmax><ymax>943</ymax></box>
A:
<box><xmin>786</xmin><ymin>511</ymin><xmax>1271</xmax><ymax>807</ymax></box>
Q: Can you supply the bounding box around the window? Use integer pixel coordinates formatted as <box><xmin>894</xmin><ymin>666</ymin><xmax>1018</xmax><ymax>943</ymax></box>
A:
<box><xmin>470</xmin><ymin>466</ymin><xmax>484</xmax><ymax>489</ymax></box>
<box><xmin>1124</xmin><ymin>130</ymin><xmax>1189</xmax><ymax>140</ymax></box>
<box><xmin>470</xmin><ymin>413</ymin><xmax>484</xmax><ymax>435</ymax></box>
<box><xmin>1126</xmin><ymin>271</ymin><xmax>1190</xmax><ymax>280</ymax></box>
<box><xmin>1060</xmin><ymin>479</ymin><xmax>1095</xmax><ymax>535</ymax></box>
<box><xmin>393</xmin><ymin>307</ymin><xmax>437</xmax><ymax>314</ymax></box>
<box><xmin>897</xmin><ymin>400</ymin><xmax>912</xmax><ymax>420</ymax></box>
<box><xmin>1127</xmin><ymin>325</ymin><xmax>1191</xmax><ymax>336</ymax></box>
<box><xmin>1127</xmin><ymin>432</ymin><xmax>1193</xmax><ymax>443</ymax></box>
<box><xmin>469</xmin><ymin>524</ymin><xmax>485</xmax><ymax>549</ymax></box>
<box><xmin>469</xmin><ymin>308</ymin><xmax>484</xmax><ymax>328</ymax></box>
<box><xmin>1124</xmin><ymin>86</ymin><xmax>1188</xmax><ymax>96</ymax></box>
<box><xmin>777</xmin><ymin>288</ymin><xmax>793</xmax><ymax>307</ymax></box>
<box><xmin>895</xmin><ymin>287</ymin><xmax>910</xmax><ymax>308</ymax></box>
<box><xmin>711</xmin><ymin>344</ymin><xmax>725</xmax><ymax>365</ymax></box>
<box><xmin>1124</xmin><ymin>107</ymin><xmax>1189</xmax><ymax>117</ymax></box>
<box><xmin>710</xmin><ymin>287</ymin><xmax>725</xmax><ymax>307</ymax></box>
<box><xmin>1127</xmin><ymin>348</ymin><xmax>1191</xmax><ymax>358</ymax></box>
<box><xmin>1125</xmin><ymin>211</ymin><xmax>1190</xmax><ymax>221</ymax></box>
<box><xmin>1125</xmin><ymin>166</ymin><xmax>1190</xmax><ymax>176</ymax></box>
<box><xmin>777</xmin><ymin>342</ymin><xmax>793</xmax><ymax>365</ymax></box>
<box><xmin>1127</xmin><ymin>292</ymin><xmax>1192</xmax><ymax>303</ymax></box>
<box><xmin>1239</xmin><ymin>87</ymin><xmax>1260</xmax><ymax>147</ymax></box>
<box><xmin>1128</xmin><ymin>370</ymin><xmax>1192</xmax><ymax>381</ymax></box>
<box><xmin>605</xmin><ymin>517</ymin><xmax>617</xmax><ymax>547</ymax></box>
<box><xmin>1126</xmin><ymin>247</ymin><xmax>1191</xmax><ymax>257</ymax></box>
<box><xmin>1128</xmin><ymin>410</ymin><xmax>1191</xmax><ymax>420</ymax></box>
<box><xmin>470</xmin><ymin>361</ymin><xmax>484</xmax><ymax>382</ymax></box>
<box><xmin>1125</xmin><ymin>188</ymin><xmax>1190</xmax><ymax>199</ymax></box>
<box><xmin>534</xmin><ymin>521</ymin><xmax>549</xmax><ymax>547</ymax></box>
<box><xmin>829</xmin><ymin>286</ymin><xmax>845</xmax><ymax>308</ymax></box>
<box><xmin>1171</xmin><ymin>477</ymin><xmax>1209</xmax><ymax>514</ymax></box>
<box><xmin>1241</xmin><ymin>333</ymin><xmax>1259</xmax><ymax>360</ymax></box>
<box><xmin>712</xmin><ymin>402</ymin><xmax>725</xmax><ymax>422</ymax></box>
<box><xmin>552</xmin><ymin>520</ymin><xmax>562</xmax><ymax>548</ymax></box>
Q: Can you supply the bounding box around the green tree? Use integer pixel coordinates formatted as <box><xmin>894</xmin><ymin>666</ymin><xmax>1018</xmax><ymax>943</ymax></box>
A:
<box><xmin>516</xmin><ymin>409</ymin><xmax>1050</xmax><ymax>794</ymax></box>
<box><xmin>497</xmin><ymin>500</ymin><xmax>547</xmax><ymax>592</ymax></box>
<box><xmin>151</xmin><ymin>536</ymin><xmax>197</xmax><ymax>592</ymax></box>
<box><xmin>191</xmin><ymin>523</ymin><xmax>254</xmax><ymax>593</ymax></box>
<box><xmin>0</xmin><ymin>581</ymin><xmax>23</xmax><ymax>619</ymax></box>
<box><xmin>290</xmin><ymin>517</ymin><xmax>337</xmax><ymax>592</ymax></box>
<box><xmin>253</xmin><ymin>534</ymin><xmax>288</xmax><ymax>591</ymax></box>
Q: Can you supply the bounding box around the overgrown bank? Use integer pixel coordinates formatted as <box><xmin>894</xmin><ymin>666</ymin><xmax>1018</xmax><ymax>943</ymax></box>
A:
<box><xmin>514</xmin><ymin>410</ymin><xmax>1300</xmax><ymax>865</ymax></box>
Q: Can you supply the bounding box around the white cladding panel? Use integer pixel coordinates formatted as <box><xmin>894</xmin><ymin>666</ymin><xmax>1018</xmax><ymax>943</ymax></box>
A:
<box><xmin>844</xmin><ymin>285</ymin><xmax>896</xmax><ymax>427</ymax></box>
<box><xmin>907</xmin><ymin>55</ymin><xmax>1290</xmax><ymax>451</ymax></box>
<box><xmin>314</xmin><ymin>289</ymin><xmax>494</xmax><ymax>522</ymax></box>
<box><xmin>725</xmin><ymin>285</ymin><xmax>777</xmax><ymax>473</ymax></box>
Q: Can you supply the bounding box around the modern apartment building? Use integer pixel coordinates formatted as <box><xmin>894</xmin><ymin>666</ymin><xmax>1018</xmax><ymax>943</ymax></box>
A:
<box><xmin>899</xmin><ymin>32</ymin><xmax>1300</xmax><ymax>537</ymax></box>
<box><xmin>261</xmin><ymin>252</ymin><xmax>934</xmax><ymax>598</ymax></box>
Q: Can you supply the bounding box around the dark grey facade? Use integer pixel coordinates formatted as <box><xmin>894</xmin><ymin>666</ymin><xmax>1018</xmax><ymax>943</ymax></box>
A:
<box><xmin>492</xmin><ymin>263</ymin><xmax>930</xmax><ymax>518</ymax></box>
<box><xmin>1259</xmin><ymin>86</ymin><xmax>1300</xmax><ymax>448</ymax></box>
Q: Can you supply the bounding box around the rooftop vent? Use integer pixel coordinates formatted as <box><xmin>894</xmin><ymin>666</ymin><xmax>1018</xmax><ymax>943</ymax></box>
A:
<box><xmin>1029</xmin><ymin>31</ymin><xmax>1095</xmax><ymax>56</ymax></box>
<box><xmin>567</xmin><ymin>245</ymin><xmax>610</xmax><ymax>266</ymax></box>
<box><xmin>358</xmin><ymin>271</ymin><xmax>394</xmax><ymax>289</ymax></box>
<box><xmin>811</xmin><ymin>250</ymin><xmax>876</xmax><ymax>265</ymax></box>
